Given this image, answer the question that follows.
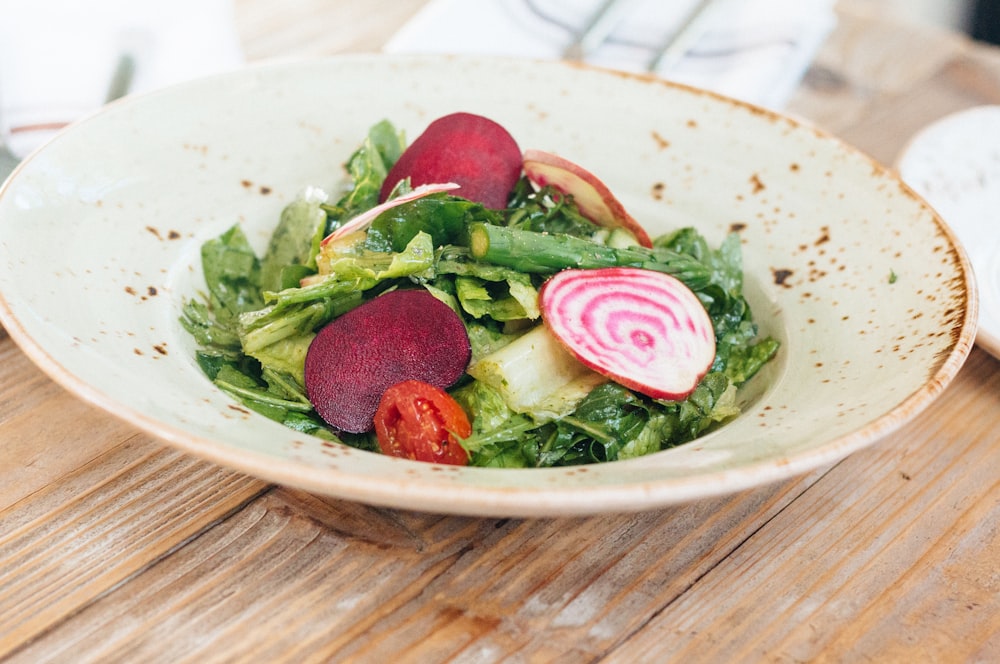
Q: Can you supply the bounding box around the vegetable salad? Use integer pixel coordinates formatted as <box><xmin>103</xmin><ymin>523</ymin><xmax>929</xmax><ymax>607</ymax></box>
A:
<box><xmin>181</xmin><ymin>117</ymin><xmax>779</xmax><ymax>467</ymax></box>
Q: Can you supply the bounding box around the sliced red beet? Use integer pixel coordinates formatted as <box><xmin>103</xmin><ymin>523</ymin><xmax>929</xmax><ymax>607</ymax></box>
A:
<box><xmin>539</xmin><ymin>267</ymin><xmax>715</xmax><ymax>401</ymax></box>
<box><xmin>304</xmin><ymin>289</ymin><xmax>471</xmax><ymax>433</ymax></box>
<box><xmin>379</xmin><ymin>112</ymin><xmax>522</xmax><ymax>209</ymax></box>
<box><xmin>522</xmin><ymin>149</ymin><xmax>654</xmax><ymax>248</ymax></box>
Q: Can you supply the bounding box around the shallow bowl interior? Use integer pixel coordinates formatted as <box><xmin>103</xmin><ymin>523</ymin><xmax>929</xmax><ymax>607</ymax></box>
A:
<box><xmin>0</xmin><ymin>55</ymin><xmax>977</xmax><ymax>516</ymax></box>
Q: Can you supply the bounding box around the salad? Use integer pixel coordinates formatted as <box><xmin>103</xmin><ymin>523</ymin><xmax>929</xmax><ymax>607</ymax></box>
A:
<box><xmin>181</xmin><ymin>112</ymin><xmax>779</xmax><ymax>468</ymax></box>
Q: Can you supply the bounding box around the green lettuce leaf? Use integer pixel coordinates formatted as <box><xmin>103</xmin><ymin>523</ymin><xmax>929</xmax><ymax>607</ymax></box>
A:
<box><xmin>365</xmin><ymin>195</ymin><xmax>500</xmax><ymax>253</ymax></box>
<box><xmin>199</xmin><ymin>224</ymin><xmax>264</xmax><ymax>325</ymax></box>
<box><xmin>260</xmin><ymin>190</ymin><xmax>329</xmax><ymax>292</ymax></box>
<box><xmin>328</xmin><ymin>119</ymin><xmax>405</xmax><ymax>219</ymax></box>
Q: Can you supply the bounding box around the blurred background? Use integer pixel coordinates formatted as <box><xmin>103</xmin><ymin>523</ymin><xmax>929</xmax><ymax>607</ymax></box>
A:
<box><xmin>0</xmin><ymin>0</ymin><xmax>998</xmax><ymax>164</ymax></box>
<box><xmin>871</xmin><ymin>0</ymin><xmax>996</xmax><ymax>43</ymax></box>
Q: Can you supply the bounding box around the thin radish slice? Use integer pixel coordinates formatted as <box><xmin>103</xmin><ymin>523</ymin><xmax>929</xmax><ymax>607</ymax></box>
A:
<box><xmin>321</xmin><ymin>181</ymin><xmax>459</xmax><ymax>245</ymax></box>
<box><xmin>539</xmin><ymin>267</ymin><xmax>715</xmax><ymax>401</ymax></box>
<box><xmin>522</xmin><ymin>149</ymin><xmax>653</xmax><ymax>248</ymax></box>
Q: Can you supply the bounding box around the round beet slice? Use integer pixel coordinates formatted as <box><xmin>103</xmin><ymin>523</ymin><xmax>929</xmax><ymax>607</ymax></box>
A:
<box><xmin>304</xmin><ymin>289</ymin><xmax>471</xmax><ymax>433</ymax></box>
<box><xmin>540</xmin><ymin>267</ymin><xmax>716</xmax><ymax>401</ymax></box>
<box><xmin>379</xmin><ymin>112</ymin><xmax>522</xmax><ymax>209</ymax></box>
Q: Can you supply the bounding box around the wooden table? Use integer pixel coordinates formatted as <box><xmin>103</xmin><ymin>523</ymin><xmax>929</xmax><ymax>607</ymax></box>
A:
<box><xmin>3</xmin><ymin>1</ymin><xmax>999</xmax><ymax>661</ymax></box>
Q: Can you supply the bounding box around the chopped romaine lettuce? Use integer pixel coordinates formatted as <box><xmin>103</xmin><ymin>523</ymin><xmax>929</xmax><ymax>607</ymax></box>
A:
<box><xmin>181</xmin><ymin>119</ymin><xmax>779</xmax><ymax>467</ymax></box>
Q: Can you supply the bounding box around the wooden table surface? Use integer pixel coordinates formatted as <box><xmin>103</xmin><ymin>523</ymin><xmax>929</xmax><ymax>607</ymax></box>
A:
<box><xmin>3</xmin><ymin>1</ymin><xmax>1000</xmax><ymax>661</ymax></box>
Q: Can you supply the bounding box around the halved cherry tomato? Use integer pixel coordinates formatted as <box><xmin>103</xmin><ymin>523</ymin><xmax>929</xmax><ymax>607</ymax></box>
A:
<box><xmin>373</xmin><ymin>380</ymin><xmax>472</xmax><ymax>465</ymax></box>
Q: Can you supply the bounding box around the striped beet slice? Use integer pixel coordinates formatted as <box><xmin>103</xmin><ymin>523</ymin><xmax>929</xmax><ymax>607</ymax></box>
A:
<box><xmin>539</xmin><ymin>267</ymin><xmax>716</xmax><ymax>401</ymax></box>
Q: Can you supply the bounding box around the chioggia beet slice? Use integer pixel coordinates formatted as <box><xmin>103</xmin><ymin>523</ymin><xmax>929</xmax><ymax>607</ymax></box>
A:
<box><xmin>379</xmin><ymin>112</ymin><xmax>522</xmax><ymax>209</ymax></box>
<box><xmin>539</xmin><ymin>267</ymin><xmax>716</xmax><ymax>401</ymax></box>
<box><xmin>304</xmin><ymin>289</ymin><xmax>471</xmax><ymax>433</ymax></box>
<box><xmin>522</xmin><ymin>149</ymin><xmax>653</xmax><ymax>248</ymax></box>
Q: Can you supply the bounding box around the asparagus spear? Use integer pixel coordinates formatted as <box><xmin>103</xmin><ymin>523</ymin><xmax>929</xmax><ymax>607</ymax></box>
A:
<box><xmin>467</xmin><ymin>223</ymin><xmax>712</xmax><ymax>290</ymax></box>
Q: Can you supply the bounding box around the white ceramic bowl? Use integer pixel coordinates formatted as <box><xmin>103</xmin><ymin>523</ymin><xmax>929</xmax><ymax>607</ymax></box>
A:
<box><xmin>0</xmin><ymin>55</ymin><xmax>977</xmax><ymax>517</ymax></box>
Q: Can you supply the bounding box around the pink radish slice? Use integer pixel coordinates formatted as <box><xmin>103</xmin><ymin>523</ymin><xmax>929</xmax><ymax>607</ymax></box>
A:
<box><xmin>539</xmin><ymin>267</ymin><xmax>715</xmax><ymax>401</ymax></box>
<box><xmin>379</xmin><ymin>112</ymin><xmax>523</xmax><ymax>209</ymax></box>
<box><xmin>321</xmin><ymin>181</ymin><xmax>459</xmax><ymax>245</ymax></box>
<box><xmin>522</xmin><ymin>149</ymin><xmax>653</xmax><ymax>248</ymax></box>
<box><xmin>304</xmin><ymin>289</ymin><xmax>471</xmax><ymax>433</ymax></box>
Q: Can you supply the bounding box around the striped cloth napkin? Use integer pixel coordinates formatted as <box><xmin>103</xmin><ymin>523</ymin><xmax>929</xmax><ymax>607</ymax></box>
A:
<box><xmin>384</xmin><ymin>0</ymin><xmax>837</xmax><ymax>110</ymax></box>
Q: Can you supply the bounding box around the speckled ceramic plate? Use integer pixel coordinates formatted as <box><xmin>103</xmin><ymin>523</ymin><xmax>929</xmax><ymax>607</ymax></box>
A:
<box><xmin>897</xmin><ymin>105</ymin><xmax>1000</xmax><ymax>360</ymax></box>
<box><xmin>0</xmin><ymin>55</ymin><xmax>977</xmax><ymax>517</ymax></box>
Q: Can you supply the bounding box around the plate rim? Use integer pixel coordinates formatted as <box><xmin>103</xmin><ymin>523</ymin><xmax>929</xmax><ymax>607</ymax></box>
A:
<box><xmin>0</xmin><ymin>53</ymin><xmax>981</xmax><ymax>517</ymax></box>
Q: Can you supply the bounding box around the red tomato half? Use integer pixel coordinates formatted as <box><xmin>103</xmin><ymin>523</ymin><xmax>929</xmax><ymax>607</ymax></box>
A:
<box><xmin>373</xmin><ymin>380</ymin><xmax>472</xmax><ymax>465</ymax></box>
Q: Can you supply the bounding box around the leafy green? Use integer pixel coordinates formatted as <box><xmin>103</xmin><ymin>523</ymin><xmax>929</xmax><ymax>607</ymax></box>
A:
<box><xmin>259</xmin><ymin>191</ymin><xmax>328</xmax><ymax>291</ymax></box>
<box><xmin>315</xmin><ymin>229</ymin><xmax>436</xmax><ymax>286</ymax></box>
<box><xmin>323</xmin><ymin>119</ymin><xmax>404</xmax><ymax>223</ymax></box>
<box><xmin>364</xmin><ymin>195</ymin><xmax>500</xmax><ymax>253</ymax></box>
<box><xmin>180</xmin><ymin>225</ymin><xmax>263</xmax><ymax>354</ymax></box>
<box><xmin>238</xmin><ymin>231</ymin><xmax>437</xmax><ymax>370</ymax></box>
<box><xmin>505</xmin><ymin>177</ymin><xmax>604</xmax><ymax>238</ymax></box>
<box><xmin>437</xmin><ymin>257</ymin><xmax>540</xmax><ymax>322</ymax></box>
<box><xmin>199</xmin><ymin>224</ymin><xmax>264</xmax><ymax>324</ymax></box>
<box><xmin>461</xmin><ymin>374</ymin><xmax>742</xmax><ymax>467</ymax></box>
<box><xmin>181</xmin><ymin>118</ymin><xmax>779</xmax><ymax>466</ymax></box>
<box><xmin>655</xmin><ymin>228</ymin><xmax>779</xmax><ymax>381</ymax></box>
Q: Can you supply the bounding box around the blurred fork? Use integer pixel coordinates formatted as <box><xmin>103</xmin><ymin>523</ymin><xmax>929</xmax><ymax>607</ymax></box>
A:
<box><xmin>647</xmin><ymin>0</ymin><xmax>714</xmax><ymax>72</ymax></box>
<box><xmin>563</xmin><ymin>0</ymin><xmax>636</xmax><ymax>62</ymax></box>
<box><xmin>562</xmin><ymin>0</ymin><xmax>717</xmax><ymax>71</ymax></box>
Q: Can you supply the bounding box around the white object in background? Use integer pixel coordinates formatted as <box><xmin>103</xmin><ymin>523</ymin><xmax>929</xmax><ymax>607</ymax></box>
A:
<box><xmin>0</xmin><ymin>0</ymin><xmax>244</xmax><ymax>158</ymax></box>
<box><xmin>383</xmin><ymin>0</ymin><xmax>837</xmax><ymax>110</ymax></box>
<box><xmin>897</xmin><ymin>105</ymin><xmax>1000</xmax><ymax>360</ymax></box>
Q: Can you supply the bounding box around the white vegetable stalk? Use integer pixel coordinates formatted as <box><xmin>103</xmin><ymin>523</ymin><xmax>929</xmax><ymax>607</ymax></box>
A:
<box><xmin>468</xmin><ymin>325</ymin><xmax>607</xmax><ymax>421</ymax></box>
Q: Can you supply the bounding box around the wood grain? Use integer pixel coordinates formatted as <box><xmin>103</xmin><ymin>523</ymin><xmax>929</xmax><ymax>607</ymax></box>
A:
<box><xmin>2</xmin><ymin>2</ymin><xmax>1000</xmax><ymax>662</ymax></box>
<box><xmin>4</xmin><ymin>472</ymin><xmax>827</xmax><ymax>662</ymax></box>
<box><xmin>0</xmin><ymin>334</ymin><xmax>136</xmax><ymax>512</ymax></box>
<box><xmin>0</xmin><ymin>441</ymin><xmax>267</xmax><ymax>660</ymax></box>
<box><xmin>607</xmin><ymin>348</ymin><xmax>1000</xmax><ymax>662</ymax></box>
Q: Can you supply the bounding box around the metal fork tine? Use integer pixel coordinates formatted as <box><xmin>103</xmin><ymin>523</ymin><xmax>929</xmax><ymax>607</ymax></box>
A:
<box><xmin>647</xmin><ymin>0</ymin><xmax>716</xmax><ymax>72</ymax></box>
<box><xmin>563</xmin><ymin>0</ymin><xmax>632</xmax><ymax>61</ymax></box>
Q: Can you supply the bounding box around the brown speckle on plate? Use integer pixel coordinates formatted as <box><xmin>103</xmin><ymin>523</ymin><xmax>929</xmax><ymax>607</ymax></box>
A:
<box><xmin>772</xmin><ymin>268</ymin><xmax>794</xmax><ymax>287</ymax></box>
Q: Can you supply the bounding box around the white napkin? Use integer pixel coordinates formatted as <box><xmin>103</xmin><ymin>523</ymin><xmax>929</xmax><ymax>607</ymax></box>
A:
<box><xmin>384</xmin><ymin>0</ymin><xmax>837</xmax><ymax>110</ymax></box>
<box><xmin>0</xmin><ymin>0</ymin><xmax>244</xmax><ymax>158</ymax></box>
